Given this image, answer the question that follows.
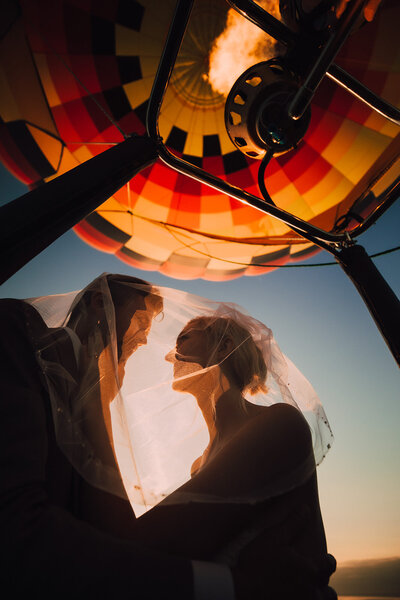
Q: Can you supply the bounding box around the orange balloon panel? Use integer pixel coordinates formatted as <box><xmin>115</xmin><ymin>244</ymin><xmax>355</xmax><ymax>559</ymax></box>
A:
<box><xmin>0</xmin><ymin>0</ymin><xmax>398</xmax><ymax>280</ymax></box>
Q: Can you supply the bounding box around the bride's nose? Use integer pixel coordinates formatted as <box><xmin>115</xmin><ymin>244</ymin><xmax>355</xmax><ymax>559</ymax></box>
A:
<box><xmin>165</xmin><ymin>348</ymin><xmax>176</xmax><ymax>363</ymax></box>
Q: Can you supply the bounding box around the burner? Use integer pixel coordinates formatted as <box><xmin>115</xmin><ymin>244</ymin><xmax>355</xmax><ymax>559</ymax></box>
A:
<box><xmin>225</xmin><ymin>59</ymin><xmax>311</xmax><ymax>158</ymax></box>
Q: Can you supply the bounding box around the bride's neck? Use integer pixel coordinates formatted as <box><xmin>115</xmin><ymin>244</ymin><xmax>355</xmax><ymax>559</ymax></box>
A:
<box><xmin>192</xmin><ymin>387</ymin><xmax>247</xmax><ymax>474</ymax></box>
<box><xmin>195</xmin><ymin>390</ymin><xmax>217</xmax><ymax>438</ymax></box>
<box><xmin>196</xmin><ymin>386</ymin><xmax>245</xmax><ymax>440</ymax></box>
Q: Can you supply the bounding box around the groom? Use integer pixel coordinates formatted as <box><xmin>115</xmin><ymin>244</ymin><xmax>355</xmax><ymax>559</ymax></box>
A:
<box><xmin>0</xmin><ymin>274</ymin><xmax>240</xmax><ymax>599</ymax></box>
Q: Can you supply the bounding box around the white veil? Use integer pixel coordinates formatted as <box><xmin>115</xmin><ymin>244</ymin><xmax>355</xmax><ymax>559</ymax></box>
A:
<box><xmin>27</xmin><ymin>273</ymin><xmax>333</xmax><ymax>515</ymax></box>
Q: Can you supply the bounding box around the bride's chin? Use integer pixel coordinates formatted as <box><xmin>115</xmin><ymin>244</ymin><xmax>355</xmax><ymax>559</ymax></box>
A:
<box><xmin>171</xmin><ymin>378</ymin><xmax>189</xmax><ymax>392</ymax></box>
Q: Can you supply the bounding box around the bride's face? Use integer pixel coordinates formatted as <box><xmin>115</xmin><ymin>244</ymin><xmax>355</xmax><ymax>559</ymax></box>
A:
<box><xmin>166</xmin><ymin>325</ymin><xmax>213</xmax><ymax>392</ymax></box>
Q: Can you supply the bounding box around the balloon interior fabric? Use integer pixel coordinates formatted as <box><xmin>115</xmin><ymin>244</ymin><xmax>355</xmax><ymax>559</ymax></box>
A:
<box><xmin>0</xmin><ymin>0</ymin><xmax>399</xmax><ymax>280</ymax></box>
<box><xmin>27</xmin><ymin>274</ymin><xmax>333</xmax><ymax>513</ymax></box>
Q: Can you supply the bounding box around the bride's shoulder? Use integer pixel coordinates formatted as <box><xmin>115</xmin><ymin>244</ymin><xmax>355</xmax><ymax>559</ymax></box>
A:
<box><xmin>243</xmin><ymin>402</ymin><xmax>312</xmax><ymax>453</ymax></box>
<box><xmin>248</xmin><ymin>401</ymin><xmax>308</xmax><ymax>427</ymax></box>
<box><xmin>265</xmin><ymin>401</ymin><xmax>305</xmax><ymax>420</ymax></box>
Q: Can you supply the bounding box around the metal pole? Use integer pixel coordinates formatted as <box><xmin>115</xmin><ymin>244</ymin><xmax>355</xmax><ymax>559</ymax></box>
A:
<box><xmin>0</xmin><ymin>135</ymin><xmax>158</xmax><ymax>285</ymax></box>
<box><xmin>327</xmin><ymin>65</ymin><xmax>400</xmax><ymax>126</ymax></box>
<box><xmin>337</xmin><ymin>245</ymin><xmax>400</xmax><ymax>366</ymax></box>
<box><xmin>146</xmin><ymin>0</ymin><xmax>194</xmax><ymax>140</ymax></box>
<box><xmin>288</xmin><ymin>0</ymin><xmax>369</xmax><ymax>120</ymax></box>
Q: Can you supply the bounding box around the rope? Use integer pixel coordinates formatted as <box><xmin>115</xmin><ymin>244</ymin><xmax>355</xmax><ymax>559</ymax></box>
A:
<box><xmin>163</xmin><ymin>221</ymin><xmax>400</xmax><ymax>269</ymax></box>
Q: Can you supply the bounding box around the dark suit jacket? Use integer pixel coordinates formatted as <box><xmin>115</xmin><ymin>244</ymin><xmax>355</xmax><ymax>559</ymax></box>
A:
<box><xmin>0</xmin><ymin>299</ymin><xmax>193</xmax><ymax>600</ymax></box>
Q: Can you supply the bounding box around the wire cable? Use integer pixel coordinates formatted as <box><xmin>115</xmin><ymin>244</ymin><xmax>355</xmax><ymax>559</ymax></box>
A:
<box><xmin>162</xmin><ymin>219</ymin><xmax>400</xmax><ymax>269</ymax></box>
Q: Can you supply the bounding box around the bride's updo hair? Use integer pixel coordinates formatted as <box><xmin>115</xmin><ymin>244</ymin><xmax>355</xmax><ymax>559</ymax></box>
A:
<box><xmin>190</xmin><ymin>315</ymin><xmax>268</xmax><ymax>395</ymax></box>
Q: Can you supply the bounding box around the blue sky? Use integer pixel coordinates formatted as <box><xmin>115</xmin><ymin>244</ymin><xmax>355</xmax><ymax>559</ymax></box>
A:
<box><xmin>1</xmin><ymin>161</ymin><xmax>399</xmax><ymax>564</ymax></box>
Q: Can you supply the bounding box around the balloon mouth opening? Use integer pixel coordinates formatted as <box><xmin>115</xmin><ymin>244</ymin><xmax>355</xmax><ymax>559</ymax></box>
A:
<box><xmin>224</xmin><ymin>59</ymin><xmax>311</xmax><ymax>158</ymax></box>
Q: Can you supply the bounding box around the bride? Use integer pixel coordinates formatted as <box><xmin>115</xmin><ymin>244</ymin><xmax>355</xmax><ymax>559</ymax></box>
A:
<box><xmin>118</xmin><ymin>298</ymin><xmax>336</xmax><ymax>598</ymax></box>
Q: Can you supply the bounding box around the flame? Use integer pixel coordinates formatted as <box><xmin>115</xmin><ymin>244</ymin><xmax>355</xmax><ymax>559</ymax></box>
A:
<box><xmin>208</xmin><ymin>1</ymin><xmax>281</xmax><ymax>97</ymax></box>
